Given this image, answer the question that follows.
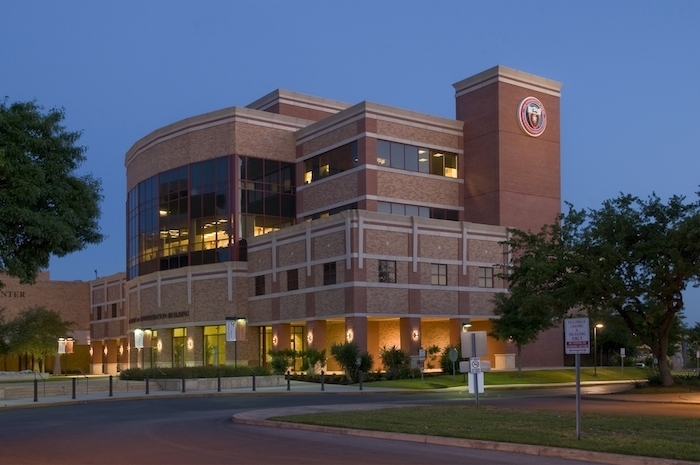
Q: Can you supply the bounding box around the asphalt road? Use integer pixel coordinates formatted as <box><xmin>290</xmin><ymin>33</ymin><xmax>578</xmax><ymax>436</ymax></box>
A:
<box><xmin>0</xmin><ymin>387</ymin><xmax>692</xmax><ymax>465</ymax></box>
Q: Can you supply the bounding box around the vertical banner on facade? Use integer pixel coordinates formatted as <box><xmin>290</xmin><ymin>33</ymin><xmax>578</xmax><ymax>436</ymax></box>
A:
<box><xmin>57</xmin><ymin>339</ymin><xmax>66</xmax><ymax>355</ymax></box>
<box><xmin>226</xmin><ymin>320</ymin><xmax>237</xmax><ymax>342</ymax></box>
<box><xmin>65</xmin><ymin>338</ymin><xmax>74</xmax><ymax>354</ymax></box>
<box><xmin>226</xmin><ymin>319</ymin><xmax>247</xmax><ymax>342</ymax></box>
<box><xmin>134</xmin><ymin>329</ymin><xmax>144</xmax><ymax>349</ymax></box>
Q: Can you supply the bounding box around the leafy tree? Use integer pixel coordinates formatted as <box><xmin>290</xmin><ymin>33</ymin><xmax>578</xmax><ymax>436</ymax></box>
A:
<box><xmin>0</xmin><ymin>308</ymin><xmax>8</xmax><ymax>356</ymax></box>
<box><xmin>0</xmin><ymin>99</ymin><xmax>103</xmax><ymax>285</ymax></box>
<box><xmin>6</xmin><ymin>306</ymin><xmax>74</xmax><ymax>372</ymax></box>
<box><xmin>491</xmin><ymin>219</ymin><xmax>580</xmax><ymax>376</ymax></box>
<box><xmin>499</xmin><ymin>193</ymin><xmax>700</xmax><ymax>387</ymax></box>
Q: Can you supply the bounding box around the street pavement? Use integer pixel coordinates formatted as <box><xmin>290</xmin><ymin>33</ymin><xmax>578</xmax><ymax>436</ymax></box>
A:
<box><xmin>1</xmin><ymin>377</ymin><xmax>699</xmax><ymax>465</ymax></box>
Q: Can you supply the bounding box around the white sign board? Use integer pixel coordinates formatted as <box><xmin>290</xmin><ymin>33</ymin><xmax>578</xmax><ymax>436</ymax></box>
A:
<box><xmin>468</xmin><ymin>372</ymin><xmax>484</xmax><ymax>394</ymax></box>
<box><xmin>461</xmin><ymin>331</ymin><xmax>488</xmax><ymax>358</ymax></box>
<box><xmin>620</xmin><ymin>348</ymin><xmax>626</xmax><ymax>357</ymax></box>
<box><xmin>565</xmin><ymin>318</ymin><xmax>590</xmax><ymax>354</ymax></box>
<box><xmin>418</xmin><ymin>348</ymin><xmax>425</xmax><ymax>361</ymax></box>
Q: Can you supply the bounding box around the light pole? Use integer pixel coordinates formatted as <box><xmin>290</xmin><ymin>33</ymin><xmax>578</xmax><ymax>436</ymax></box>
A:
<box><xmin>594</xmin><ymin>323</ymin><xmax>603</xmax><ymax>376</ymax></box>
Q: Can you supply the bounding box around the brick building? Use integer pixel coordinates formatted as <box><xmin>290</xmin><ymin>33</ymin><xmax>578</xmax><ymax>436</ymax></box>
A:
<box><xmin>86</xmin><ymin>65</ymin><xmax>563</xmax><ymax>373</ymax></box>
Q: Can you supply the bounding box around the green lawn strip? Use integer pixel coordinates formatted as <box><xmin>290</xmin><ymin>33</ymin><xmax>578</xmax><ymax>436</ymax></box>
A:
<box><xmin>362</xmin><ymin>368</ymin><xmax>647</xmax><ymax>390</ymax></box>
<box><xmin>271</xmin><ymin>405</ymin><xmax>700</xmax><ymax>462</ymax></box>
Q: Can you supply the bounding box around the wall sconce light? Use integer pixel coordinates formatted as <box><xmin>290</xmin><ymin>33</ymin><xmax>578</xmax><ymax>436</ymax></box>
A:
<box><xmin>307</xmin><ymin>332</ymin><xmax>313</xmax><ymax>344</ymax></box>
<box><xmin>346</xmin><ymin>329</ymin><xmax>354</xmax><ymax>342</ymax></box>
<box><xmin>186</xmin><ymin>338</ymin><xmax>194</xmax><ymax>350</ymax></box>
<box><xmin>103</xmin><ymin>346</ymin><xmax>108</xmax><ymax>356</ymax></box>
<box><xmin>156</xmin><ymin>340</ymin><xmax>163</xmax><ymax>352</ymax></box>
<box><xmin>462</xmin><ymin>320</ymin><xmax>472</xmax><ymax>332</ymax></box>
<box><xmin>119</xmin><ymin>345</ymin><xmax>124</xmax><ymax>356</ymax></box>
<box><xmin>89</xmin><ymin>346</ymin><xmax>93</xmax><ymax>357</ymax></box>
<box><xmin>412</xmin><ymin>330</ymin><xmax>419</xmax><ymax>340</ymax></box>
<box><xmin>272</xmin><ymin>335</ymin><xmax>278</xmax><ymax>346</ymax></box>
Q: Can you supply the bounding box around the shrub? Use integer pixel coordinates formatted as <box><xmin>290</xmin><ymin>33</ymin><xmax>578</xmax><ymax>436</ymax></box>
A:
<box><xmin>440</xmin><ymin>345</ymin><xmax>462</xmax><ymax>375</ymax></box>
<box><xmin>299</xmin><ymin>348</ymin><xmax>327</xmax><ymax>374</ymax></box>
<box><xmin>380</xmin><ymin>345</ymin><xmax>410</xmax><ymax>380</ymax></box>
<box><xmin>330</xmin><ymin>342</ymin><xmax>373</xmax><ymax>382</ymax></box>
<box><xmin>268</xmin><ymin>349</ymin><xmax>296</xmax><ymax>375</ymax></box>
<box><xmin>119</xmin><ymin>365</ymin><xmax>270</xmax><ymax>381</ymax></box>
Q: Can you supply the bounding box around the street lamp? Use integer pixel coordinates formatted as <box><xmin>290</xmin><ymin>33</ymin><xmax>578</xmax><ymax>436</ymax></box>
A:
<box><xmin>594</xmin><ymin>323</ymin><xmax>604</xmax><ymax>376</ymax></box>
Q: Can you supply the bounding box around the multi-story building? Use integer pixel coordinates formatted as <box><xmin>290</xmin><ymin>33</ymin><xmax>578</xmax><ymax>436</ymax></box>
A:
<box><xmin>86</xmin><ymin>65</ymin><xmax>562</xmax><ymax>373</ymax></box>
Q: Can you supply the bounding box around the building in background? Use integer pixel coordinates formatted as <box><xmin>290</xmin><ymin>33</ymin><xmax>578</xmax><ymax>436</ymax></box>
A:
<box><xmin>106</xmin><ymin>65</ymin><xmax>563</xmax><ymax>373</ymax></box>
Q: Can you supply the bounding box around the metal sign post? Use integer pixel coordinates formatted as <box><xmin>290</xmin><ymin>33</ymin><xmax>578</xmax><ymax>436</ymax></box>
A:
<box><xmin>565</xmin><ymin>318</ymin><xmax>590</xmax><ymax>440</ymax></box>
<box><xmin>471</xmin><ymin>333</ymin><xmax>480</xmax><ymax>406</ymax></box>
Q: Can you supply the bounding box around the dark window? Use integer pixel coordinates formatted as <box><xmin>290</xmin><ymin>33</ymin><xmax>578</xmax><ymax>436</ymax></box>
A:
<box><xmin>287</xmin><ymin>269</ymin><xmax>299</xmax><ymax>291</ymax></box>
<box><xmin>111</xmin><ymin>303</ymin><xmax>117</xmax><ymax>318</ymax></box>
<box><xmin>323</xmin><ymin>262</ymin><xmax>336</xmax><ymax>285</ymax></box>
<box><xmin>431</xmin><ymin>264</ymin><xmax>447</xmax><ymax>286</ymax></box>
<box><xmin>96</xmin><ymin>306</ymin><xmax>102</xmax><ymax>320</ymax></box>
<box><xmin>304</xmin><ymin>141</ymin><xmax>358</xmax><ymax>184</ymax></box>
<box><xmin>255</xmin><ymin>275</ymin><xmax>265</xmax><ymax>296</ymax></box>
<box><xmin>379</xmin><ymin>260</ymin><xmax>396</xmax><ymax>283</ymax></box>
<box><xmin>479</xmin><ymin>267</ymin><xmax>494</xmax><ymax>288</ymax></box>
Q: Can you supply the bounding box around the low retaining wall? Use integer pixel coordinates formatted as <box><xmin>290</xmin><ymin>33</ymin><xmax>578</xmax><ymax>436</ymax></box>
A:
<box><xmin>156</xmin><ymin>375</ymin><xmax>285</xmax><ymax>391</ymax></box>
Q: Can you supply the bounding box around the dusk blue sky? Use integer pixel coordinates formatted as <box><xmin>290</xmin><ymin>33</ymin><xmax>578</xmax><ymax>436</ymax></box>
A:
<box><xmin>2</xmin><ymin>2</ymin><xmax>699</xmax><ymax>323</ymax></box>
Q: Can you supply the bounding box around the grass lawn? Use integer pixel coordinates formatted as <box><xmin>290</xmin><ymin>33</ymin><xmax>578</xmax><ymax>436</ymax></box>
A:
<box><xmin>362</xmin><ymin>367</ymin><xmax>648</xmax><ymax>390</ymax></box>
<box><xmin>273</xmin><ymin>405</ymin><xmax>700</xmax><ymax>462</ymax></box>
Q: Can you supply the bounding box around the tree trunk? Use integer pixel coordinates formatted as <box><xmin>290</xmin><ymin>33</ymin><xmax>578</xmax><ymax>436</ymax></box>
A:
<box><xmin>517</xmin><ymin>344</ymin><xmax>523</xmax><ymax>378</ymax></box>
<box><xmin>657</xmin><ymin>337</ymin><xmax>674</xmax><ymax>387</ymax></box>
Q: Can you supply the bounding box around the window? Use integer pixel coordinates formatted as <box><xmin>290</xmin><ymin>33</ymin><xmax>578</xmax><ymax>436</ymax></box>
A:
<box><xmin>96</xmin><ymin>306</ymin><xmax>102</xmax><ymax>320</ymax></box>
<box><xmin>377</xmin><ymin>201</ymin><xmax>458</xmax><ymax>221</ymax></box>
<box><xmin>287</xmin><ymin>269</ymin><xmax>299</xmax><ymax>291</ymax></box>
<box><xmin>479</xmin><ymin>267</ymin><xmax>494</xmax><ymax>288</ymax></box>
<box><xmin>255</xmin><ymin>275</ymin><xmax>265</xmax><ymax>296</ymax></box>
<box><xmin>431</xmin><ymin>264</ymin><xmax>447</xmax><ymax>286</ymax></box>
<box><xmin>304</xmin><ymin>141</ymin><xmax>358</xmax><ymax>184</ymax></box>
<box><xmin>376</xmin><ymin>140</ymin><xmax>458</xmax><ymax>178</ymax></box>
<box><xmin>111</xmin><ymin>303</ymin><xmax>117</xmax><ymax>318</ymax></box>
<box><xmin>379</xmin><ymin>260</ymin><xmax>396</xmax><ymax>283</ymax></box>
<box><xmin>323</xmin><ymin>262</ymin><xmax>336</xmax><ymax>285</ymax></box>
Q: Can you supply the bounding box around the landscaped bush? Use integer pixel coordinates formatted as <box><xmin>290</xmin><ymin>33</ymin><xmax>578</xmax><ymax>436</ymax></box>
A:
<box><xmin>380</xmin><ymin>345</ymin><xmax>410</xmax><ymax>380</ymax></box>
<box><xmin>330</xmin><ymin>341</ymin><xmax>373</xmax><ymax>382</ymax></box>
<box><xmin>268</xmin><ymin>349</ymin><xmax>296</xmax><ymax>375</ymax></box>
<box><xmin>440</xmin><ymin>345</ymin><xmax>462</xmax><ymax>375</ymax></box>
<box><xmin>645</xmin><ymin>370</ymin><xmax>700</xmax><ymax>388</ymax></box>
<box><xmin>119</xmin><ymin>365</ymin><xmax>270</xmax><ymax>381</ymax></box>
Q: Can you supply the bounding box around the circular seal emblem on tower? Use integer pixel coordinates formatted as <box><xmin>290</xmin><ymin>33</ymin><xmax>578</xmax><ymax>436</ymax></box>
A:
<box><xmin>518</xmin><ymin>96</ymin><xmax>547</xmax><ymax>137</ymax></box>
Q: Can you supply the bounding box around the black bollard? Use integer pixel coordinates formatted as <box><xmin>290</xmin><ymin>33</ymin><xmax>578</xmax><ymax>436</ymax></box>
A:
<box><xmin>359</xmin><ymin>371</ymin><xmax>363</xmax><ymax>391</ymax></box>
<box><xmin>109</xmin><ymin>375</ymin><xmax>113</xmax><ymax>397</ymax></box>
<box><xmin>33</xmin><ymin>379</ymin><xmax>38</xmax><ymax>402</ymax></box>
<box><xmin>146</xmin><ymin>374</ymin><xmax>150</xmax><ymax>395</ymax></box>
<box><xmin>217</xmin><ymin>371</ymin><xmax>221</xmax><ymax>392</ymax></box>
<box><xmin>321</xmin><ymin>370</ymin><xmax>325</xmax><ymax>391</ymax></box>
<box><xmin>182</xmin><ymin>373</ymin><xmax>185</xmax><ymax>393</ymax></box>
<box><xmin>72</xmin><ymin>377</ymin><xmax>76</xmax><ymax>399</ymax></box>
<box><xmin>286</xmin><ymin>370</ymin><xmax>290</xmax><ymax>391</ymax></box>
<box><xmin>252</xmin><ymin>372</ymin><xmax>256</xmax><ymax>391</ymax></box>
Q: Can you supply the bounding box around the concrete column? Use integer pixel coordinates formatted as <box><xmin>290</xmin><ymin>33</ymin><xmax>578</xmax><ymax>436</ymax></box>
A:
<box><xmin>306</xmin><ymin>320</ymin><xmax>327</xmax><ymax>352</ymax></box>
<box><xmin>400</xmin><ymin>317</ymin><xmax>421</xmax><ymax>356</ymax></box>
<box><xmin>449</xmin><ymin>318</ymin><xmax>465</xmax><ymax>347</ymax></box>
<box><xmin>272</xmin><ymin>324</ymin><xmax>291</xmax><ymax>351</ymax></box>
<box><xmin>345</xmin><ymin>316</ymin><xmax>367</xmax><ymax>353</ymax></box>
<box><xmin>105</xmin><ymin>339</ymin><xmax>118</xmax><ymax>375</ymax></box>
<box><xmin>90</xmin><ymin>341</ymin><xmax>103</xmax><ymax>374</ymax></box>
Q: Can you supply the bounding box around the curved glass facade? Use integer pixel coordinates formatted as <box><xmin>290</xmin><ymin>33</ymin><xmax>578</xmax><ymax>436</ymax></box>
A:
<box><xmin>127</xmin><ymin>155</ymin><xmax>295</xmax><ymax>279</ymax></box>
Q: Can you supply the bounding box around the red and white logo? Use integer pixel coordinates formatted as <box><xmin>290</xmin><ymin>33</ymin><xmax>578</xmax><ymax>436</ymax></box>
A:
<box><xmin>518</xmin><ymin>96</ymin><xmax>547</xmax><ymax>137</ymax></box>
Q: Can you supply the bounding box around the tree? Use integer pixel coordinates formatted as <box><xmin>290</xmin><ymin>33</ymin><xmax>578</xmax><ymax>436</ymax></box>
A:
<box><xmin>6</xmin><ymin>306</ymin><xmax>74</xmax><ymax>372</ymax></box>
<box><xmin>491</xmin><ymin>219</ymin><xmax>582</xmax><ymax>376</ymax></box>
<box><xmin>499</xmin><ymin>193</ymin><xmax>700</xmax><ymax>387</ymax></box>
<box><xmin>0</xmin><ymin>99</ymin><xmax>103</xmax><ymax>285</ymax></box>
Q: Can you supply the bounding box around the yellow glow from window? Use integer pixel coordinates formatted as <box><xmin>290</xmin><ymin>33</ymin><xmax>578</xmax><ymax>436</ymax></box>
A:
<box><xmin>377</xmin><ymin>157</ymin><xmax>386</xmax><ymax>165</ymax></box>
<box><xmin>304</xmin><ymin>171</ymin><xmax>313</xmax><ymax>184</ymax></box>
